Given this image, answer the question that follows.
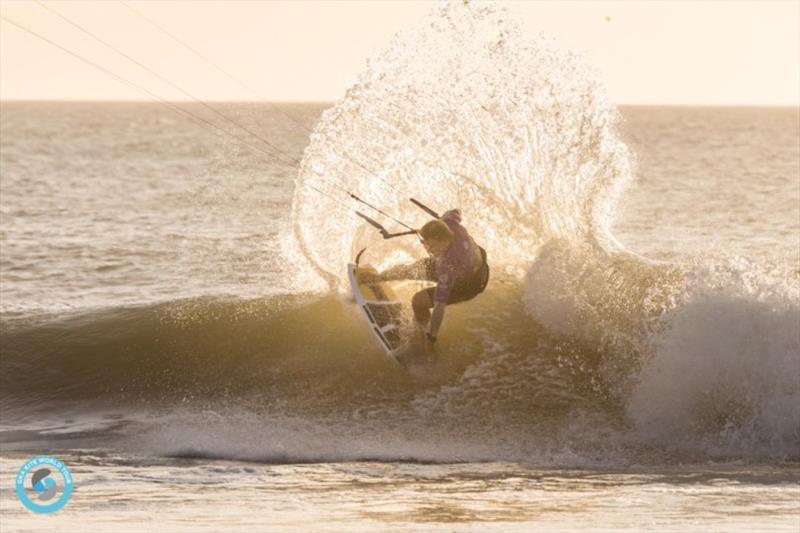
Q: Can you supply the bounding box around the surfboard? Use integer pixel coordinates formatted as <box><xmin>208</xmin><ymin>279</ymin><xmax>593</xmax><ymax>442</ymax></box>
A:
<box><xmin>347</xmin><ymin>263</ymin><xmax>406</xmax><ymax>365</ymax></box>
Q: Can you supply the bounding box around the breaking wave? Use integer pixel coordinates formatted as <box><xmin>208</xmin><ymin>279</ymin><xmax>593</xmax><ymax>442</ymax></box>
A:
<box><xmin>2</xmin><ymin>2</ymin><xmax>798</xmax><ymax>465</ymax></box>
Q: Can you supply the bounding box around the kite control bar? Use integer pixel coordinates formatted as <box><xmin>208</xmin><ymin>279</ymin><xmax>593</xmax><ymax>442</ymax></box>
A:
<box><xmin>354</xmin><ymin>198</ymin><xmax>441</xmax><ymax>266</ymax></box>
<box><xmin>355</xmin><ymin>211</ymin><xmax>418</xmax><ymax>240</ymax></box>
<box><xmin>410</xmin><ymin>198</ymin><xmax>439</xmax><ymax>219</ymax></box>
<box><xmin>356</xmin><ymin>198</ymin><xmax>440</xmax><ymax>241</ymax></box>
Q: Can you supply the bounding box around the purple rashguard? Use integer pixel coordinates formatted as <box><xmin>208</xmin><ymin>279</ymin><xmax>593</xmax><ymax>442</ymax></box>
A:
<box><xmin>433</xmin><ymin>209</ymin><xmax>481</xmax><ymax>303</ymax></box>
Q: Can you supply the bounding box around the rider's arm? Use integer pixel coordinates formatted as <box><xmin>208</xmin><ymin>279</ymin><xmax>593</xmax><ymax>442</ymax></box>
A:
<box><xmin>380</xmin><ymin>258</ymin><xmax>431</xmax><ymax>281</ymax></box>
<box><xmin>427</xmin><ymin>269</ymin><xmax>451</xmax><ymax>341</ymax></box>
<box><xmin>428</xmin><ymin>301</ymin><xmax>446</xmax><ymax>339</ymax></box>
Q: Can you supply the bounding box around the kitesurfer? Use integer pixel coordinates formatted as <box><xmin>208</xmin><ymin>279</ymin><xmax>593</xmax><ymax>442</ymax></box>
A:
<box><xmin>359</xmin><ymin>209</ymin><xmax>489</xmax><ymax>353</ymax></box>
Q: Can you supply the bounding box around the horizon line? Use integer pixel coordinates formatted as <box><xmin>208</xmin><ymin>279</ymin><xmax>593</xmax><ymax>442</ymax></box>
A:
<box><xmin>1</xmin><ymin>98</ymin><xmax>798</xmax><ymax>109</ymax></box>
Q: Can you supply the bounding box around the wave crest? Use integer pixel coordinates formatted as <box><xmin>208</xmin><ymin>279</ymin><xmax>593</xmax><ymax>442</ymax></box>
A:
<box><xmin>291</xmin><ymin>1</ymin><xmax>632</xmax><ymax>284</ymax></box>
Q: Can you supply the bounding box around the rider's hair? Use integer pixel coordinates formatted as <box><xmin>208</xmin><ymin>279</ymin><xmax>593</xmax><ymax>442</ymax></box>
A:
<box><xmin>419</xmin><ymin>219</ymin><xmax>453</xmax><ymax>242</ymax></box>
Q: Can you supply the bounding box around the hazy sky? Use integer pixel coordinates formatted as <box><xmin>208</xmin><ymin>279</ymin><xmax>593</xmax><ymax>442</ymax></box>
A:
<box><xmin>1</xmin><ymin>0</ymin><xmax>798</xmax><ymax>105</ymax></box>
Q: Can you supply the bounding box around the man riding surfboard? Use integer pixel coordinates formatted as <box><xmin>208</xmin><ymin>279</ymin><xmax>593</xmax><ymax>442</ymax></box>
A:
<box><xmin>358</xmin><ymin>209</ymin><xmax>489</xmax><ymax>355</ymax></box>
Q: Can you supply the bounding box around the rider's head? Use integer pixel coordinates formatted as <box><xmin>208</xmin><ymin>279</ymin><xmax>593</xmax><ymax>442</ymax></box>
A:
<box><xmin>419</xmin><ymin>219</ymin><xmax>453</xmax><ymax>256</ymax></box>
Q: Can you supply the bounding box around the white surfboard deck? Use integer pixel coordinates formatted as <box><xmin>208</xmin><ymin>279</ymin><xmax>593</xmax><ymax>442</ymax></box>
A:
<box><xmin>347</xmin><ymin>263</ymin><xmax>407</xmax><ymax>365</ymax></box>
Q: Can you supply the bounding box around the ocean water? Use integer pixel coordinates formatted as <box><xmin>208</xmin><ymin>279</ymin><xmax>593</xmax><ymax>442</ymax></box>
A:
<box><xmin>1</xmin><ymin>3</ymin><xmax>799</xmax><ymax>531</ymax></box>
